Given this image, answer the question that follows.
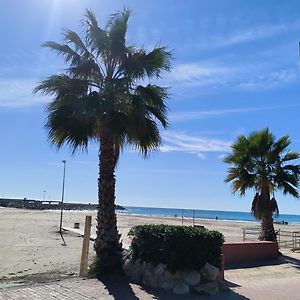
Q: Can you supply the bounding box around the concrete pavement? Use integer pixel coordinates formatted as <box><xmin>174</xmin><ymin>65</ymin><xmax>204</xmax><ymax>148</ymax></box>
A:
<box><xmin>1</xmin><ymin>251</ymin><xmax>300</xmax><ymax>299</ymax></box>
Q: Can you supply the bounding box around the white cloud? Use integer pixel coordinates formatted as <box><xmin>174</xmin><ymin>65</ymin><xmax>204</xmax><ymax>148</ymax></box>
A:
<box><xmin>0</xmin><ymin>79</ymin><xmax>47</xmax><ymax>108</ymax></box>
<box><xmin>170</xmin><ymin>64</ymin><xmax>234</xmax><ymax>81</ymax></box>
<box><xmin>166</xmin><ymin>63</ymin><xmax>236</xmax><ymax>89</ymax></box>
<box><xmin>198</xmin><ymin>20</ymin><xmax>300</xmax><ymax>49</ymax></box>
<box><xmin>169</xmin><ymin>104</ymin><xmax>300</xmax><ymax>122</ymax></box>
<box><xmin>161</xmin><ymin>131</ymin><xmax>231</xmax><ymax>158</ymax></box>
<box><xmin>236</xmin><ymin>69</ymin><xmax>298</xmax><ymax>91</ymax></box>
<box><xmin>165</xmin><ymin>60</ymin><xmax>299</xmax><ymax>95</ymax></box>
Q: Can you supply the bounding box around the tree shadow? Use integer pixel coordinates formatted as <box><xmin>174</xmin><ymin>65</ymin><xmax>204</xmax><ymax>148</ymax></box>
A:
<box><xmin>99</xmin><ymin>274</ymin><xmax>140</xmax><ymax>300</ymax></box>
<box><xmin>141</xmin><ymin>283</ymin><xmax>250</xmax><ymax>300</ymax></box>
<box><xmin>99</xmin><ymin>274</ymin><xmax>250</xmax><ymax>300</ymax></box>
<box><xmin>281</xmin><ymin>254</ymin><xmax>300</xmax><ymax>270</ymax></box>
<box><xmin>225</xmin><ymin>253</ymin><xmax>300</xmax><ymax>271</ymax></box>
<box><xmin>225</xmin><ymin>258</ymin><xmax>282</xmax><ymax>270</ymax></box>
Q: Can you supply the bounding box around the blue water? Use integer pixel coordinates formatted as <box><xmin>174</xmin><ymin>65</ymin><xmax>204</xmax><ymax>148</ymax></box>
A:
<box><xmin>120</xmin><ymin>206</ymin><xmax>300</xmax><ymax>224</ymax></box>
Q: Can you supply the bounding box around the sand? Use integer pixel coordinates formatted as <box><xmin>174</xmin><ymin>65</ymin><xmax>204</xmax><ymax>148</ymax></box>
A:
<box><xmin>0</xmin><ymin>207</ymin><xmax>299</xmax><ymax>285</ymax></box>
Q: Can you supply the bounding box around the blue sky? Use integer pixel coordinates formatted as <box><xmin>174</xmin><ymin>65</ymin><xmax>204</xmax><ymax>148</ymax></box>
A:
<box><xmin>1</xmin><ymin>0</ymin><xmax>300</xmax><ymax>213</ymax></box>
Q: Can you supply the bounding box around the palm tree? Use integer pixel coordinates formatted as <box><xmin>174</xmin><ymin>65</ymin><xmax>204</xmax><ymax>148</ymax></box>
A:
<box><xmin>224</xmin><ymin>128</ymin><xmax>300</xmax><ymax>241</ymax></box>
<box><xmin>34</xmin><ymin>9</ymin><xmax>171</xmax><ymax>272</ymax></box>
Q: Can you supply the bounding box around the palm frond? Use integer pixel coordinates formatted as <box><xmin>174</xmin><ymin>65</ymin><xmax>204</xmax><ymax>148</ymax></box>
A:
<box><xmin>42</xmin><ymin>41</ymin><xmax>81</xmax><ymax>66</ymax></box>
<box><xmin>283</xmin><ymin>151</ymin><xmax>300</xmax><ymax>162</ymax></box>
<box><xmin>85</xmin><ymin>9</ymin><xmax>108</xmax><ymax>57</ymax></box>
<box><xmin>270</xmin><ymin>197</ymin><xmax>279</xmax><ymax>216</ymax></box>
<box><xmin>106</xmin><ymin>8</ymin><xmax>131</xmax><ymax>57</ymax></box>
<box><xmin>278</xmin><ymin>181</ymin><xmax>299</xmax><ymax>197</ymax></box>
<box><xmin>123</xmin><ymin>47</ymin><xmax>172</xmax><ymax>79</ymax></box>
<box><xmin>63</xmin><ymin>29</ymin><xmax>90</xmax><ymax>57</ymax></box>
<box><xmin>133</xmin><ymin>85</ymin><xmax>169</xmax><ymax>128</ymax></box>
<box><xmin>106</xmin><ymin>7</ymin><xmax>131</xmax><ymax>31</ymax></box>
<box><xmin>46</xmin><ymin>93</ymin><xmax>100</xmax><ymax>152</ymax></box>
<box><xmin>251</xmin><ymin>193</ymin><xmax>261</xmax><ymax>219</ymax></box>
<box><xmin>127</xmin><ymin>117</ymin><xmax>162</xmax><ymax>157</ymax></box>
<box><xmin>67</xmin><ymin>59</ymin><xmax>102</xmax><ymax>82</ymax></box>
<box><xmin>33</xmin><ymin>75</ymin><xmax>88</xmax><ymax>98</ymax></box>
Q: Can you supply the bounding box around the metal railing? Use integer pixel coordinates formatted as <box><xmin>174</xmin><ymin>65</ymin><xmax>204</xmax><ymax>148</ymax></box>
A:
<box><xmin>242</xmin><ymin>227</ymin><xmax>300</xmax><ymax>251</ymax></box>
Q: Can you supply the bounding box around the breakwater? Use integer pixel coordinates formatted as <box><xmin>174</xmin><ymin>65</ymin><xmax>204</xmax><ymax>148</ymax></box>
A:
<box><xmin>0</xmin><ymin>198</ymin><xmax>125</xmax><ymax>211</ymax></box>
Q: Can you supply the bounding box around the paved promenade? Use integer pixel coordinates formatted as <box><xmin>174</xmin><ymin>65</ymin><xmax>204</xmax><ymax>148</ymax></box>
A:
<box><xmin>1</xmin><ymin>252</ymin><xmax>300</xmax><ymax>299</ymax></box>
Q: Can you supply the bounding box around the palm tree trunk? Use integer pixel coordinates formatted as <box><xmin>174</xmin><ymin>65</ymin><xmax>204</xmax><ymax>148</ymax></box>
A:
<box><xmin>260</xmin><ymin>213</ymin><xmax>277</xmax><ymax>241</ymax></box>
<box><xmin>258</xmin><ymin>183</ymin><xmax>277</xmax><ymax>242</ymax></box>
<box><xmin>94</xmin><ymin>132</ymin><xmax>122</xmax><ymax>267</ymax></box>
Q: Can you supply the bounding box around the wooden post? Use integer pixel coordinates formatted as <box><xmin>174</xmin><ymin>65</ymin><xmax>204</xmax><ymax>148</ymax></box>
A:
<box><xmin>292</xmin><ymin>232</ymin><xmax>295</xmax><ymax>252</ymax></box>
<box><xmin>192</xmin><ymin>210</ymin><xmax>195</xmax><ymax>227</ymax></box>
<box><xmin>219</xmin><ymin>254</ymin><xmax>225</xmax><ymax>280</ymax></box>
<box><xmin>79</xmin><ymin>215</ymin><xmax>92</xmax><ymax>276</ymax></box>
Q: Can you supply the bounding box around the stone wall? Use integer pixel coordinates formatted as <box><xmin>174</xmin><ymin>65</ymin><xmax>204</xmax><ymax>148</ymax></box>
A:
<box><xmin>123</xmin><ymin>259</ymin><xmax>229</xmax><ymax>296</ymax></box>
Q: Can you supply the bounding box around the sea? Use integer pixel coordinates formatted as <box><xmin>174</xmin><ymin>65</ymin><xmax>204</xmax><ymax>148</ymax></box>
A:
<box><xmin>118</xmin><ymin>206</ymin><xmax>300</xmax><ymax>224</ymax></box>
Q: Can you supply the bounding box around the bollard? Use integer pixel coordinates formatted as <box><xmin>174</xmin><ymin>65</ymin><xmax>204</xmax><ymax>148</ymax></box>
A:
<box><xmin>79</xmin><ymin>216</ymin><xmax>92</xmax><ymax>276</ymax></box>
<box><xmin>219</xmin><ymin>254</ymin><xmax>225</xmax><ymax>280</ymax></box>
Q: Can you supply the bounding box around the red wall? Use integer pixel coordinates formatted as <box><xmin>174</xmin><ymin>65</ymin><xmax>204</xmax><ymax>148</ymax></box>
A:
<box><xmin>222</xmin><ymin>241</ymin><xmax>278</xmax><ymax>265</ymax></box>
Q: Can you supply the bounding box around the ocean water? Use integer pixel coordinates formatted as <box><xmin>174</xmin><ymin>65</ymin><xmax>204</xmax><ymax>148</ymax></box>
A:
<box><xmin>120</xmin><ymin>206</ymin><xmax>300</xmax><ymax>224</ymax></box>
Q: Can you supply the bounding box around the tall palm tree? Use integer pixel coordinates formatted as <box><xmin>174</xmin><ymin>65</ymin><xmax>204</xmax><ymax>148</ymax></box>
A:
<box><xmin>224</xmin><ymin>129</ymin><xmax>300</xmax><ymax>241</ymax></box>
<box><xmin>34</xmin><ymin>9</ymin><xmax>171</xmax><ymax>272</ymax></box>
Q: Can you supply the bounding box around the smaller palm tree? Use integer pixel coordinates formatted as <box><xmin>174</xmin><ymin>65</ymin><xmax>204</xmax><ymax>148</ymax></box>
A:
<box><xmin>224</xmin><ymin>128</ymin><xmax>300</xmax><ymax>241</ymax></box>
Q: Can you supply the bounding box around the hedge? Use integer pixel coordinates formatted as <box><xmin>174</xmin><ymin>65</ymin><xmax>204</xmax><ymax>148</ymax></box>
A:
<box><xmin>128</xmin><ymin>224</ymin><xmax>224</xmax><ymax>272</ymax></box>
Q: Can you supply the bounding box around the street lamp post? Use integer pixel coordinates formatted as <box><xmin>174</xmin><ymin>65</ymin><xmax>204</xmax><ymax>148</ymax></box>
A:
<box><xmin>59</xmin><ymin>160</ymin><xmax>66</xmax><ymax>234</ymax></box>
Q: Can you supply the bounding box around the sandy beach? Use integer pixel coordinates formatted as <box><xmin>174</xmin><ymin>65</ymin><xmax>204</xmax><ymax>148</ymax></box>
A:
<box><xmin>1</xmin><ymin>207</ymin><xmax>298</xmax><ymax>285</ymax></box>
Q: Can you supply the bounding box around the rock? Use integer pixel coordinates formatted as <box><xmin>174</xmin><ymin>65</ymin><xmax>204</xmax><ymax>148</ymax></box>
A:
<box><xmin>173</xmin><ymin>281</ymin><xmax>189</xmax><ymax>295</ymax></box>
<box><xmin>142</xmin><ymin>262</ymin><xmax>155</xmax><ymax>274</ymax></box>
<box><xmin>123</xmin><ymin>259</ymin><xmax>143</xmax><ymax>283</ymax></box>
<box><xmin>194</xmin><ymin>281</ymin><xmax>219</xmax><ymax>295</ymax></box>
<box><xmin>200</xmin><ymin>263</ymin><xmax>220</xmax><ymax>282</ymax></box>
<box><xmin>132</xmin><ymin>261</ymin><xmax>143</xmax><ymax>282</ymax></box>
<box><xmin>143</xmin><ymin>263</ymin><xmax>157</xmax><ymax>287</ymax></box>
<box><xmin>154</xmin><ymin>263</ymin><xmax>167</xmax><ymax>279</ymax></box>
<box><xmin>160</xmin><ymin>280</ymin><xmax>178</xmax><ymax>290</ymax></box>
<box><xmin>163</xmin><ymin>270</ymin><xmax>182</xmax><ymax>281</ymax></box>
<box><xmin>184</xmin><ymin>271</ymin><xmax>201</xmax><ymax>286</ymax></box>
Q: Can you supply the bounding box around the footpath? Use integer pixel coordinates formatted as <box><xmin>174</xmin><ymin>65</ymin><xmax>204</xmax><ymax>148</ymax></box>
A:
<box><xmin>1</xmin><ymin>251</ymin><xmax>300</xmax><ymax>299</ymax></box>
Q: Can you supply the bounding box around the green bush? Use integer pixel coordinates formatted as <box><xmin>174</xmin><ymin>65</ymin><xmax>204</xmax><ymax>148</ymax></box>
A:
<box><xmin>128</xmin><ymin>224</ymin><xmax>224</xmax><ymax>272</ymax></box>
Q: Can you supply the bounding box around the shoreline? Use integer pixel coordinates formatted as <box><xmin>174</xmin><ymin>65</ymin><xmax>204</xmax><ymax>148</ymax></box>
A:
<box><xmin>6</xmin><ymin>207</ymin><xmax>294</xmax><ymax>225</ymax></box>
<box><xmin>1</xmin><ymin>204</ymin><xmax>297</xmax><ymax>224</ymax></box>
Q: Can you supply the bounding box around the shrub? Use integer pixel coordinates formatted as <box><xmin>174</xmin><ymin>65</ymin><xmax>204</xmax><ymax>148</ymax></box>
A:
<box><xmin>128</xmin><ymin>224</ymin><xmax>224</xmax><ymax>272</ymax></box>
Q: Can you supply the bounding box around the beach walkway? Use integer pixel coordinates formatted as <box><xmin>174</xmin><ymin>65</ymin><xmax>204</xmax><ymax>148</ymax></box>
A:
<box><xmin>2</xmin><ymin>251</ymin><xmax>300</xmax><ymax>300</ymax></box>
<box><xmin>0</xmin><ymin>277</ymin><xmax>242</xmax><ymax>299</ymax></box>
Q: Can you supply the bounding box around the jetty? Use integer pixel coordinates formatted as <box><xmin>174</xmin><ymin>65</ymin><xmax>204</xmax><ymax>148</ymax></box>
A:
<box><xmin>0</xmin><ymin>198</ymin><xmax>125</xmax><ymax>211</ymax></box>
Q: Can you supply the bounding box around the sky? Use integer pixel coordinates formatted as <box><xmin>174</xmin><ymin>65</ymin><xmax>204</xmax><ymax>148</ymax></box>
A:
<box><xmin>1</xmin><ymin>0</ymin><xmax>300</xmax><ymax>213</ymax></box>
